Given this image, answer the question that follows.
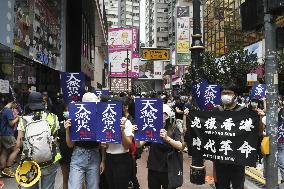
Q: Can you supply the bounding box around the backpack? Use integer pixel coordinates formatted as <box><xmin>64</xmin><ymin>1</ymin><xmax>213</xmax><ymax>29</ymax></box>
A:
<box><xmin>22</xmin><ymin>112</ymin><xmax>57</xmax><ymax>163</ymax></box>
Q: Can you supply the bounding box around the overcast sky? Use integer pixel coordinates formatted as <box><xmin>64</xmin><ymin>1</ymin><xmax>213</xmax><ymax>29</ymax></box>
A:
<box><xmin>140</xmin><ymin>0</ymin><xmax>145</xmax><ymax>43</ymax></box>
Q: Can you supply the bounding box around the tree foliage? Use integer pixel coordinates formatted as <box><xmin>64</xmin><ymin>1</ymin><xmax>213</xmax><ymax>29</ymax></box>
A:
<box><xmin>184</xmin><ymin>48</ymin><xmax>259</xmax><ymax>93</ymax></box>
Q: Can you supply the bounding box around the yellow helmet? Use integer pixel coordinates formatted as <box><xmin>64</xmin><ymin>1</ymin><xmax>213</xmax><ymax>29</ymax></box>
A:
<box><xmin>15</xmin><ymin>161</ymin><xmax>41</xmax><ymax>187</ymax></box>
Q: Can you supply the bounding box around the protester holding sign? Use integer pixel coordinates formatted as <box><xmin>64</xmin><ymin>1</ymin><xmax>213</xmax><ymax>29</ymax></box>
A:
<box><xmin>104</xmin><ymin>97</ymin><xmax>134</xmax><ymax>189</ymax></box>
<box><xmin>137</xmin><ymin>104</ymin><xmax>185</xmax><ymax>189</ymax></box>
<box><xmin>64</xmin><ymin>92</ymin><xmax>105</xmax><ymax>189</ymax></box>
<box><xmin>188</xmin><ymin>81</ymin><xmax>262</xmax><ymax>189</ymax></box>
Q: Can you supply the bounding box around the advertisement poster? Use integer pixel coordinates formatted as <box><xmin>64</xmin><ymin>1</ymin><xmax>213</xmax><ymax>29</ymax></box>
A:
<box><xmin>139</xmin><ymin>60</ymin><xmax>163</xmax><ymax>80</ymax></box>
<box><xmin>109</xmin><ymin>49</ymin><xmax>132</xmax><ymax>77</ymax></box>
<box><xmin>132</xmin><ymin>53</ymin><xmax>140</xmax><ymax>78</ymax></box>
<box><xmin>108</xmin><ymin>28</ymin><xmax>133</xmax><ymax>49</ymax></box>
<box><xmin>176</xmin><ymin>6</ymin><xmax>191</xmax><ymax>56</ymax></box>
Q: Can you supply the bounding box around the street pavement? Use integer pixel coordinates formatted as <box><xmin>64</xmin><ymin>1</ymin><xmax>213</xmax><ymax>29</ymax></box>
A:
<box><xmin>2</xmin><ymin>150</ymin><xmax>214</xmax><ymax>189</ymax></box>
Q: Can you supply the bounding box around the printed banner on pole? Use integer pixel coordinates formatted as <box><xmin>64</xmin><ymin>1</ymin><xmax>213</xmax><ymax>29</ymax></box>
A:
<box><xmin>94</xmin><ymin>90</ymin><xmax>110</xmax><ymax>96</ymax></box>
<box><xmin>188</xmin><ymin>110</ymin><xmax>259</xmax><ymax>166</ymax></box>
<box><xmin>109</xmin><ymin>49</ymin><xmax>132</xmax><ymax>77</ymax></box>
<box><xmin>251</xmin><ymin>84</ymin><xmax>266</xmax><ymax>99</ymax></box>
<box><xmin>96</xmin><ymin>102</ymin><xmax>122</xmax><ymax>143</ymax></box>
<box><xmin>60</xmin><ymin>72</ymin><xmax>85</xmax><ymax>104</ymax></box>
<box><xmin>135</xmin><ymin>98</ymin><xmax>163</xmax><ymax>143</ymax></box>
<box><xmin>69</xmin><ymin>102</ymin><xmax>97</xmax><ymax>141</ymax></box>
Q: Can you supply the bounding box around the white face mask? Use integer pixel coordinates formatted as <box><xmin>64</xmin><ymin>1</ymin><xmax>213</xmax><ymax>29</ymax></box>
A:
<box><xmin>221</xmin><ymin>95</ymin><xmax>234</xmax><ymax>105</ymax></box>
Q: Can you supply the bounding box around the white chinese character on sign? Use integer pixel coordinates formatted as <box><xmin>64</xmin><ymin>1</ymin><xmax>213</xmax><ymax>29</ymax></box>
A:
<box><xmin>221</xmin><ymin>118</ymin><xmax>235</xmax><ymax>131</ymax></box>
<box><xmin>278</xmin><ymin>122</ymin><xmax>284</xmax><ymax>141</ymax></box>
<box><xmin>219</xmin><ymin>140</ymin><xmax>233</xmax><ymax>155</ymax></box>
<box><xmin>196</xmin><ymin>83</ymin><xmax>201</xmax><ymax>97</ymax></box>
<box><xmin>204</xmin><ymin>117</ymin><xmax>217</xmax><ymax>130</ymax></box>
<box><xmin>239</xmin><ymin>118</ymin><xmax>254</xmax><ymax>131</ymax></box>
<box><xmin>204</xmin><ymin>139</ymin><xmax>216</xmax><ymax>153</ymax></box>
<box><xmin>102</xmin><ymin>104</ymin><xmax>117</xmax><ymax>133</ymax></box>
<box><xmin>191</xmin><ymin>117</ymin><xmax>201</xmax><ymax>128</ymax></box>
<box><xmin>66</xmin><ymin>73</ymin><xmax>81</xmax><ymax>97</ymax></box>
<box><xmin>237</xmin><ymin>141</ymin><xmax>256</xmax><ymax>158</ymax></box>
<box><xmin>140</xmin><ymin>100</ymin><xmax>158</xmax><ymax>131</ymax></box>
<box><xmin>255</xmin><ymin>84</ymin><xmax>264</xmax><ymax>96</ymax></box>
<box><xmin>193</xmin><ymin>137</ymin><xmax>202</xmax><ymax>150</ymax></box>
<box><xmin>75</xmin><ymin>104</ymin><xmax>91</xmax><ymax>132</ymax></box>
<box><xmin>204</xmin><ymin>85</ymin><xmax>217</xmax><ymax>105</ymax></box>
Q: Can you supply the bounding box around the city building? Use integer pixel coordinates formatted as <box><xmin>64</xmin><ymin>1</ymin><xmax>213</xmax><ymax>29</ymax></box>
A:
<box><xmin>104</xmin><ymin>0</ymin><xmax>140</xmax><ymax>28</ymax></box>
<box><xmin>203</xmin><ymin>0</ymin><xmax>263</xmax><ymax>56</ymax></box>
<box><xmin>0</xmin><ymin>0</ymin><xmax>108</xmax><ymax>105</ymax></box>
<box><xmin>145</xmin><ymin>0</ymin><xmax>169</xmax><ymax>48</ymax></box>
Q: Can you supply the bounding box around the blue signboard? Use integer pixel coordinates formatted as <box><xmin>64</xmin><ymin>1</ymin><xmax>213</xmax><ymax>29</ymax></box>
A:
<box><xmin>69</xmin><ymin>102</ymin><xmax>97</xmax><ymax>141</ymax></box>
<box><xmin>96</xmin><ymin>102</ymin><xmax>122</xmax><ymax>143</ymax></box>
<box><xmin>60</xmin><ymin>72</ymin><xmax>85</xmax><ymax>104</ymax></box>
<box><xmin>135</xmin><ymin>98</ymin><xmax>163</xmax><ymax>143</ymax></box>
<box><xmin>94</xmin><ymin>90</ymin><xmax>110</xmax><ymax>96</ymax></box>
<box><xmin>251</xmin><ymin>84</ymin><xmax>266</xmax><ymax>99</ymax></box>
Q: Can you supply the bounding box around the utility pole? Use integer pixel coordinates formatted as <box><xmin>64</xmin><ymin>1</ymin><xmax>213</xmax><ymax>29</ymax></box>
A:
<box><xmin>190</xmin><ymin>0</ymin><xmax>204</xmax><ymax>83</ymax></box>
<box><xmin>189</xmin><ymin>0</ymin><xmax>205</xmax><ymax>185</ymax></box>
<box><xmin>263</xmin><ymin>0</ymin><xmax>278</xmax><ymax>188</ymax></box>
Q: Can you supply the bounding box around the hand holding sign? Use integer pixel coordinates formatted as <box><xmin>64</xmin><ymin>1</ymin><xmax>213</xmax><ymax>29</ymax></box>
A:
<box><xmin>160</xmin><ymin>129</ymin><xmax>168</xmax><ymax>141</ymax></box>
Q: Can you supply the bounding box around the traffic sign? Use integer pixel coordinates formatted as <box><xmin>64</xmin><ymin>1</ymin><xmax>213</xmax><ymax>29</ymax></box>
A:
<box><xmin>141</xmin><ymin>48</ymin><xmax>170</xmax><ymax>60</ymax></box>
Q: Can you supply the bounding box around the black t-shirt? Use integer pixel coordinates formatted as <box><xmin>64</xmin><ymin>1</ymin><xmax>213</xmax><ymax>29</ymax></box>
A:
<box><xmin>147</xmin><ymin>127</ymin><xmax>182</xmax><ymax>172</ymax></box>
<box><xmin>173</xmin><ymin>102</ymin><xmax>184</xmax><ymax>120</ymax></box>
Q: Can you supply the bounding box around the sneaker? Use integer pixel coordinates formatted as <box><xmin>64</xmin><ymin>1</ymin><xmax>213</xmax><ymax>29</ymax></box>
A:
<box><xmin>1</xmin><ymin>167</ymin><xmax>15</xmax><ymax>178</ymax></box>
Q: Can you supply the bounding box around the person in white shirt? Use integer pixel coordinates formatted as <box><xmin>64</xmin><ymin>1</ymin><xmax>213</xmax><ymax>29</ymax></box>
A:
<box><xmin>104</xmin><ymin>98</ymin><xmax>134</xmax><ymax>189</ymax></box>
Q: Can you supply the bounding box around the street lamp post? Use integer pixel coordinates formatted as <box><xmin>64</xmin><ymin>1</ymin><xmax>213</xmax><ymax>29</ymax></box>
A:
<box><xmin>189</xmin><ymin>0</ymin><xmax>206</xmax><ymax>185</ymax></box>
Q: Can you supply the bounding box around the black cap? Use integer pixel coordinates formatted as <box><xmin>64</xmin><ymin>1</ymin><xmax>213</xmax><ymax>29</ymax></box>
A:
<box><xmin>28</xmin><ymin>92</ymin><xmax>44</xmax><ymax>111</ymax></box>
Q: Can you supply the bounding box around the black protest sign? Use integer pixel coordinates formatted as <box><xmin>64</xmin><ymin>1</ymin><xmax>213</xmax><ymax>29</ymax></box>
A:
<box><xmin>188</xmin><ymin>108</ymin><xmax>259</xmax><ymax>166</ymax></box>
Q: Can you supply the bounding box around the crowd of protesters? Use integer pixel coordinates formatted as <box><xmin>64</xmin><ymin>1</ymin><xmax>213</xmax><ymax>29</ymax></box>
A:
<box><xmin>1</xmin><ymin>81</ymin><xmax>284</xmax><ymax>189</ymax></box>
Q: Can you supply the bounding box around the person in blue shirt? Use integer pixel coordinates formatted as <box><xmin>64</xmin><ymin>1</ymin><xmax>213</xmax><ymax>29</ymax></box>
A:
<box><xmin>0</xmin><ymin>95</ymin><xmax>20</xmax><ymax>178</ymax></box>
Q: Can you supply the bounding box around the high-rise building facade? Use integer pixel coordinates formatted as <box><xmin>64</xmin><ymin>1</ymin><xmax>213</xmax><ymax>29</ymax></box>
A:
<box><xmin>145</xmin><ymin>0</ymin><xmax>169</xmax><ymax>48</ymax></box>
<box><xmin>203</xmin><ymin>0</ymin><xmax>263</xmax><ymax>56</ymax></box>
<box><xmin>104</xmin><ymin>0</ymin><xmax>140</xmax><ymax>28</ymax></box>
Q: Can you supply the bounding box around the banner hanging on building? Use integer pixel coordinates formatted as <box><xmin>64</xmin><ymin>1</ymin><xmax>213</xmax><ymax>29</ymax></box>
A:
<box><xmin>60</xmin><ymin>72</ymin><xmax>85</xmax><ymax>104</ymax></box>
<box><xmin>109</xmin><ymin>49</ymin><xmax>132</xmax><ymax>77</ymax></box>
<box><xmin>188</xmin><ymin>110</ymin><xmax>259</xmax><ymax>166</ymax></box>
<box><xmin>176</xmin><ymin>6</ymin><xmax>190</xmax><ymax>54</ymax></box>
<box><xmin>96</xmin><ymin>102</ymin><xmax>122</xmax><ymax>143</ymax></box>
<box><xmin>135</xmin><ymin>98</ymin><xmax>163</xmax><ymax>143</ymax></box>
<box><xmin>108</xmin><ymin>28</ymin><xmax>133</xmax><ymax>49</ymax></box>
<box><xmin>69</xmin><ymin>102</ymin><xmax>97</xmax><ymax>141</ymax></box>
<box><xmin>132</xmin><ymin>53</ymin><xmax>140</xmax><ymax>78</ymax></box>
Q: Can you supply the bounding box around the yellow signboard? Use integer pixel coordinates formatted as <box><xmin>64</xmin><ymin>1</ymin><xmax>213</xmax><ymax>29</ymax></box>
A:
<box><xmin>176</xmin><ymin>41</ymin><xmax>190</xmax><ymax>53</ymax></box>
<box><xmin>141</xmin><ymin>49</ymin><xmax>170</xmax><ymax>60</ymax></box>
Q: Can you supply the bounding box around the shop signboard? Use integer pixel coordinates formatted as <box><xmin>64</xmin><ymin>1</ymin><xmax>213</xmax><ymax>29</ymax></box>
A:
<box><xmin>141</xmin><ymin>48</ymin><xmax>170</xmax><ymax>60</ymax></box>
<box><xmin>176</xmin><ymin>53</ymin><xmax>191</xmax><ymax>66</ymax></box>
<box><xmin>110</xmin><ymin>78</ymin><xmax>132</xmax><ymax>91</ymax></box>
<box><xmin>109</xmin><ymin>49</ymin><xmax>132</xmax><ymax>77</ymax></box>
<box><xmin>0</xmin><ymin>79</ymin><xmax>10</xmax><ymax>94</ymax></box>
